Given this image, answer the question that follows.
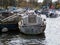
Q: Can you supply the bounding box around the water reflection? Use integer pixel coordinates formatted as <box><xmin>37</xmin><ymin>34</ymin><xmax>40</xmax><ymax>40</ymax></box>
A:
<box><xmin>0</xmin><ymin>31</ymin><xmax>46</xmax><ymax>45</ymax></box>
<box><xmin>0</xmin><ymin>17</ymin><xmax>60</xmax><ymax>45</ymax></box>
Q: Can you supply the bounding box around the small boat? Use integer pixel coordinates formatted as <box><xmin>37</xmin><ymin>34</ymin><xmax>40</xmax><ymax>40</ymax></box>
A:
<box><xmin>0</xmin><ymin>11</ymin><xmax>19</xmax><ymax>32</ymax></box>
<box><xmin>48</xmin><ymin>9</ymin><xmax>58</xmax><ymax>18</ymax></box>
<box><xmin>18</xmin><ymin>10</ymin><xmax>46</xmax><ymax>34</ymax></box>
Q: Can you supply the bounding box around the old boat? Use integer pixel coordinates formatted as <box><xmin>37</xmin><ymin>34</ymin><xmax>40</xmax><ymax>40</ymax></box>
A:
<box><xmin>18</xmin><ymin>10</ymin><xmax>46</xmax><ymax>34</ymax></box>
<box><xmin>0</xmin><ymin>11</ymin><xmax>20</xmax><ymax>32</ymax></box>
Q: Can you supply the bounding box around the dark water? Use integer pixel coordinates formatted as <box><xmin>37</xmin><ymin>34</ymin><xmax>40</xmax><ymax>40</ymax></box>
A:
<box><xmin>0</xmin><ymin>17</ymin><xmax>60</xmax><ymax>45</ymax></box>
<box><xmin>0</xmin><ymin>30</ymin><xmax>46</xmax><ymax>45</ymax></box>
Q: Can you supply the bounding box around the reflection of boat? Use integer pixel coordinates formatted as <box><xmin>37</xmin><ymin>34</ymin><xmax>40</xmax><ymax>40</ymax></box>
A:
<box><xmin>18</xmin><ymin>10</ymin><xmax>46</xmax><ymax>34</ymax></box>
<box><xmin>0</xmin><ymin>11</ymin><xmax>20</xmax><ymax>32</ymax></box>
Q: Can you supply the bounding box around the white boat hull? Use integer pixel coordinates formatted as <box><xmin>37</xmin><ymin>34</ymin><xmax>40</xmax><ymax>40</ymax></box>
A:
<box><xmin>19</xmin><ymin>24</ymin><xmax>46</xmax><ymax>34</ymax></box>
<box><xmin>18</xmin><ymin>10</ymin><xmax>46</xmax><ymax>34</ymax></box>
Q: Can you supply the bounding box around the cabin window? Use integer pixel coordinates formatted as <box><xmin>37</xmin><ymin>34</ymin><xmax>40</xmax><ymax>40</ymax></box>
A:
<box><xmin>28</xmin><ymin>15</ymin><xmax>36</xmax><ymax>23</ymax></box>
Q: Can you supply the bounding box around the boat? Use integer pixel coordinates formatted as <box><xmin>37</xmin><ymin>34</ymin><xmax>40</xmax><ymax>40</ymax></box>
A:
<box><xmin>48</xmin><ymin>9</ymin><xmax>58</xmax><ymax>18</ymax></box>
<box><xmin>18</xmin><ymin>10</ymin><xmax>46</xmax><ymax>34</ymax></box>
<box><xmin>0</xmin><ymin>11</ymin><xmax>20</xmax><ymax>32</ymax></box>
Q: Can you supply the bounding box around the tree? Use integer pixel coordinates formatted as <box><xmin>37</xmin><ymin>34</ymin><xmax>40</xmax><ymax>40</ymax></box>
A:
<box><xmin>9</xmin><ymin>0</ymin><xmax>17</xmax><ymax>6</ymax></box>
<box><xmin>54</xmin><ymin>1</ymin><xmax>60</xmax><ymax>9</ymax></box>
<box><xmin>0</xmin><ymin>0</ymin><xmax>17</xmax><ymax>9</ymax></box>
<box><xmin>43</xmin><ymin>0</ymin><xmax>52</xmax><ymax>7</ymax></box>
<box><xmin>29</xmin><ymin>0</ymin><xmax>38</xmax><ymax>8</ymax></box>
<box><xmin>4</xmin><ymin>0</ymin><xmax>9</xmax><ymax>9</ymax></box>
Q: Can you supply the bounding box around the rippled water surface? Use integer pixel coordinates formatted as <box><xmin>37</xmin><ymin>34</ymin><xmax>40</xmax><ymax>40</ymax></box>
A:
<box><xmin>0</xmin><ymin>17</ymin><xmax>60</xmax><ymax>45</ymax></box>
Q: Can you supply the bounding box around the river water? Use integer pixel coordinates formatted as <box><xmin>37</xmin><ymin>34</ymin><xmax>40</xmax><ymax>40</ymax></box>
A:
<box><xmin>0</xmin><ymin>17</ymin><xmax>60</xmax><ymax>45</ymax></box>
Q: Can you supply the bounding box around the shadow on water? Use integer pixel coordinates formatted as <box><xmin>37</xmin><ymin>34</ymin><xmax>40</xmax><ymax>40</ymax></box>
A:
<box><xmin>0</xmin><ymin>30</ymin><xmax>46</xmax><ymax>39</ymax></box>
<box><xmin>0</xmin><ymin>30</ymin><xmax>46</xmax><ymax>45</ymax></box>
<box><xmin>19</xmin><ymin>33</ymin><xmax>46</xmax><ymax>40</ymax></box>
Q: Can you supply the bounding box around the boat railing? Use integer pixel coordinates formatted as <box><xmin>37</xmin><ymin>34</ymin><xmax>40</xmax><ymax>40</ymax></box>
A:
<box><xmin>0</xmin><ymin>13</ymin><xmax>22</xmax><ymax>24</ymax></box>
